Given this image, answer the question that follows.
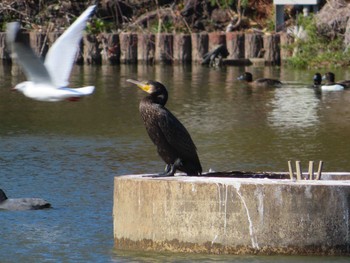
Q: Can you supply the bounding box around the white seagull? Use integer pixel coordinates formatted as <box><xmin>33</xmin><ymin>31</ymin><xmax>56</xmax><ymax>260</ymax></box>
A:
<box><xmin>6</xmin><ymin>5</ymin><xmax>96</xmax><ymax>102</ymax></box>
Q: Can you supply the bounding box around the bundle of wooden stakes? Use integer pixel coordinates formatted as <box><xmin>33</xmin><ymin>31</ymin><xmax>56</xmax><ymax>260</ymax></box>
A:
<box><xmin>288</xmin><ymin>161</ymin><xmax>323</xmax><ymax>181</ymax></box>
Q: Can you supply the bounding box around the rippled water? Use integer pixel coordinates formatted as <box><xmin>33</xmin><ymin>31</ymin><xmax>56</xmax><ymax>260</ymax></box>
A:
<box><xmin>0</xmin><ymin>63</ymin><xmax>349</xmax><ymax>262</ymax></box>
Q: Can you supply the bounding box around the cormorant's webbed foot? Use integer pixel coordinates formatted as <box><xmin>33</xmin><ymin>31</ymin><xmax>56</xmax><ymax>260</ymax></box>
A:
<box><xmin>143</xmin><ymin>160</ymin><xmax>183</xmax><ymax>178</ymax></box>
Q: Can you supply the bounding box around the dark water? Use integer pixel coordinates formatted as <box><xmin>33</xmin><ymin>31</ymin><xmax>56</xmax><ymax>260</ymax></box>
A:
<box><xmin>0</xmin><ymin>64</ymin><xmax>349</xmax><ymax>262</ymax></box>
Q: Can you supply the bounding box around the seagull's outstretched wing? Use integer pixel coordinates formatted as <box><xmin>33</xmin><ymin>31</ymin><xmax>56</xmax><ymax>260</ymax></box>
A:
<box><xmin>44</xmin><ymin>5</ymin><xmax>96</xmax><ymax>88</ymax></box>
<box><xmin>6</xmin><ymin>22</ymin><xmax>52</xmax><ymax>84</ymax></box>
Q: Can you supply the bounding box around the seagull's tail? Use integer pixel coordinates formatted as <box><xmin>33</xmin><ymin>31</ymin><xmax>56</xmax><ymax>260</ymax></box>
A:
<box><xmin>60</xmin><ymin>86</ymin><xmax>95</xmax><ymax>101</ymax></box>
<box><xmin>71</xmin><ymin>86</ymin><xmax>95</xmax><ymax>96</ymax></box>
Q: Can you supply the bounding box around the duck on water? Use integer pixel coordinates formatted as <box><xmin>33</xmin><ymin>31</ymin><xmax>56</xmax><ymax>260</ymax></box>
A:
<box><xmin>324</xmin><ymin>72</ymin><xmax>350</xmax><ymax>88</ymax></box>
<box><xmin>0</xmin><ymin>189</ymin><xmax>51</xmax><ymax>210</ymax></box>
<box><xmin>237</xmin><ymin>72</ymin><xmax>282</xmax><ymax>88</ymax></box>
<box><xmin>314</xmin><ymin>72</ymin><xmax>350</xmax><ymax>91</ymax></box>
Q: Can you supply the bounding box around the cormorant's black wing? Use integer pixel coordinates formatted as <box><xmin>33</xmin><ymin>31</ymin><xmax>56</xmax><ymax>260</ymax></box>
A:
<box><xmin>158</xmin><ymin>107</ymin><xmax>199</xmax><ymax>160</ymax></box>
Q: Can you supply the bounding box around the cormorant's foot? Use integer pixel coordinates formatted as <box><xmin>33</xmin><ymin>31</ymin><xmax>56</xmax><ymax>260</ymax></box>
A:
<box><xmin>153</xmin><ymin>165</ymin><xmax>176</xmax><ymax>177</ymax></box>
<box><xmin>153</xmin><ymin>159</ymin><xmax>183</xmax><ymax>177</ymax></box>
<box><xmin>142</xmin><ymin>166</ymin><xmax>174</xmax><ymax>177</ymax></box>
<box><xmin>142</xmin><ymin>160</ymin><xmax>183</xmax><ymax>178</ymax></box>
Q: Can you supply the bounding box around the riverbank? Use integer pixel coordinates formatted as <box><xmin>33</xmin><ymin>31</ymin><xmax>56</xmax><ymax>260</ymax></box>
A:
<box><xmin>0</xmin><ymin>31</ymin><xmax>290</xmax><ymax>66</ymax></box>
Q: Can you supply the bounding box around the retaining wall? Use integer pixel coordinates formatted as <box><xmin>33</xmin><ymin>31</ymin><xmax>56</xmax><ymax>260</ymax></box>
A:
<box><xmin>0</xmin><ymin>32</ymin><xmax>292</xmax><ymax>65</ymax></box>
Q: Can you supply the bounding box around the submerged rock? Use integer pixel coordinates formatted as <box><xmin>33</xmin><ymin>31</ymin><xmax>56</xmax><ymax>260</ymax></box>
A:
<box><xmin>0</xmin><ymin>189</ymin><xmax>51</xmax><ymax>211</ymax></box>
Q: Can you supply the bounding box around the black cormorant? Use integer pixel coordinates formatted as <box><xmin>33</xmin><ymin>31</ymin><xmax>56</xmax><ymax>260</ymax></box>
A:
<box><xmin>237</xmin><ymin>72</ymin><xmax>282</xmax><ymax>88</ymax></box>
<box><xmin>127</xmin><ymin>79</ymin><xmax>202</xmax><ymax>177</ymax></box>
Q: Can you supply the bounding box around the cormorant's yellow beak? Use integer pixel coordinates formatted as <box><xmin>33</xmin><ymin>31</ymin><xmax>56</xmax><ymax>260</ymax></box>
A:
<box><xmin>127</xmin><ymin>79</ymin><xmax>152</xmax><ymax>93</ymax></box>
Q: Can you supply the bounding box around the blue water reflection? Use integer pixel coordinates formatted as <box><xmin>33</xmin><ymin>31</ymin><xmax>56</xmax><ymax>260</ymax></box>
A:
<box><xmin>0</xmin><ymin>64</ymin><xmax>349</xmax><ymax>262</ymax></box>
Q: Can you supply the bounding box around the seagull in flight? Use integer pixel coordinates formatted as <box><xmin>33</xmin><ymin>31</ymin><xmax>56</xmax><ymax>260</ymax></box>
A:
<box><xmin>6</xmin><ymin>5</ymin><xmax>96</xmax><ymax>102</ymax></box>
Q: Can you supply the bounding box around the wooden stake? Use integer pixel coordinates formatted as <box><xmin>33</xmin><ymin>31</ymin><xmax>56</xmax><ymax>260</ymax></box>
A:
<box><xmin>288</xmin><ymin>160</ymin><xmax>294</xmax><ymax>180</ymax></box>
<box><xmin>316</xmin><ymin>161</ymin><xmax>323</xmax><ymax>180</ymax></box>
<box><xmin>308</xmin><ymin>161</ymin><xmax>314</xmax><ymax>180</ymax></box>
<box><xmin>296</xmin><ymin>161</ymin><xmax>302</xmax><ymax>181</ymax></box>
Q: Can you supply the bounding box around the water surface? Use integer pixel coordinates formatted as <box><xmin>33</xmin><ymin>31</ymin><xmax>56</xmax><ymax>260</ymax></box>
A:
<box><xmin>0</xmin><ymin>64</ymin><xmax>349</xmax><ymax>262</ymax></box>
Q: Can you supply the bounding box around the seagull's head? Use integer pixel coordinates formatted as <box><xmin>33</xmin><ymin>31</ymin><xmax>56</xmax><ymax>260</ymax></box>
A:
<box><xmin>12</xmin><ymin>81</ymin><xmax>30</xmax><ymax>93</ymax></box>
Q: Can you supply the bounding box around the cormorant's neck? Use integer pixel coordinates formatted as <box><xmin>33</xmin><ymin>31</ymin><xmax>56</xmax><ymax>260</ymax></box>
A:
<box><xmin>145</xmin><ymin>92</ymin><xmax>168</xmax><ymax>106</ymax></box>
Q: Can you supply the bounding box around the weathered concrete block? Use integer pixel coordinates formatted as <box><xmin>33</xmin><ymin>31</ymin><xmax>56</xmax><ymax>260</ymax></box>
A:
<box><xmin>114</xmin><ymin>174</ymin><xmax>350</xmax><ymax>255</ymax></box>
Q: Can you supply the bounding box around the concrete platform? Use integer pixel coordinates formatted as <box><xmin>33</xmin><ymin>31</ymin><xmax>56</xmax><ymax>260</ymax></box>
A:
<box><xmin>113</xmin><ymin>172</ymin><xmax>350</xmax><ymax>255</ymax></box>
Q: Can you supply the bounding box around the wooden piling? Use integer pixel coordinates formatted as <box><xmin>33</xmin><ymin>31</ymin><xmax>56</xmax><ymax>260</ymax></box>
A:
<box><xmin>263</xmin><ymin>33</ymin><xmax>281</xmax><ymax>66</ymax></box>
<box><xmin>137</xmin><ymin>34</ymin><xmax>155</xmax><ymax>64</ymax></box>
<box><xmin>226</xmin><ymin>32</ymin><xmax>245</xmax><ymax>59</ymax></box>
<box><xmin>308</xmin><ymin>161</ymin><xmax>314</xmax><ymax>180</ymax></box>
<box><xmin>191</xmin><ymin>33</ymin><xmax>208</xmax><ymax>63</ymax></box>
<box><xmin>296</xmin><ymin>161</ymin><xmax>302</xmax><ymax>181</ymax></box>
<box><xmin>46</xmin><ymin>32</ymin><xmax>60</xmax><ymax>48</ymax></box>
<box><xmin>208</xmin><ymin>32</ymin><xmax>226</xmax><ymax>51</ymax></box>
<box><xmin>120</xmin><ymin>33</ymin><xmax>138</xmax><ymax>64</ymax></box>
<box><xmin>155</xmin><ymin>33</ymin><xmax>173</xmax><ymax>64</ymax></box>
<box><xmin>0</xmin><ymin>31</ymin><xmax>294</xmax><ymax>65</ymax></box>
<box><xmin>280</xmin><ymin>32</ymin><xmax>293</xmax><ymax>62</ymax></box>
<box><xmin>173</xmin><ymin>34</ymin><xmax>192</xmax><ymax>64</ymax></box>
<box><xmin>29</xmin><ymin>32</ymin><xmax>48</xmax><ymax>58</ymax></box>
<box><xmin>83</xmin><ymin>34</ymin><xmax>102</xmax><ymax>65</ymax></box>
<box><xmin>0</xmin><ymin>32</ymin><xmax>11</xmax><ymax>61</ymax></box>
<box><xmin>288</xmin><ymin>160</ymin><xmax>294</xmax><ymax>180</ymax></box>
<box><xmin>316</xmin><ymin>161</ymin><xmax>323</xmax><ymax>180</ymax></box>
<box><xmin>245</xmin><ymin>33</ymin><xmax>263</xmax><ymax>59</ymax></box>
<box><xmin>100</xmin><ymin>33</ymin><xmax>120</xmax><ymax>65</ymax></box>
